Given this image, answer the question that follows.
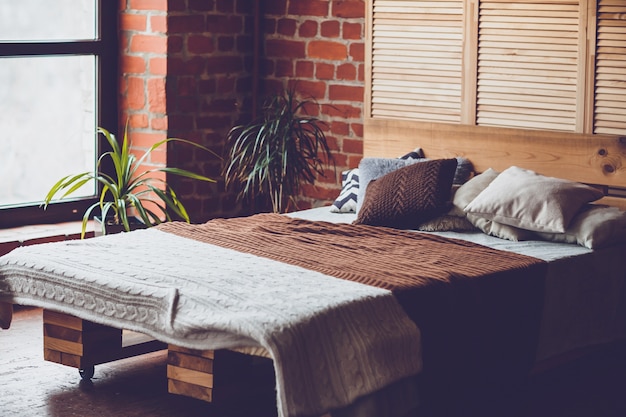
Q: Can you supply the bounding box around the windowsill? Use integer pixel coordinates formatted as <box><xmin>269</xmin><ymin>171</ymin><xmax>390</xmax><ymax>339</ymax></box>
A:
<box><xmin>0</xmin><ymin>221</ymin><xmax>95</xmax><ymax>257</ymax></box>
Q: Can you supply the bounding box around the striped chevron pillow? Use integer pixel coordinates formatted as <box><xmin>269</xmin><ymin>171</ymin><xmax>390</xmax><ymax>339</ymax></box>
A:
<box><xmin>331</xmin><ymin>148</ymin><xmax>426</xmax><ymax>214</ymax></box>
<box><xmin>330</xmin><ymin>168</ymin><xmax>359</xmax><ymax>213</ymax></box>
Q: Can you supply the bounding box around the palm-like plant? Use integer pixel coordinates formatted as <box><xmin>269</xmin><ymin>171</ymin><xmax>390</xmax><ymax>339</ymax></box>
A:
<box><xmin>43</xmin><ymin>123</ymin><xmax>218</xmax><ymax>237</ymax></box>
<box><xmin>223</xmin><ymin>87</ymin><xmax>335</xmax><ymax>213</ymax></box>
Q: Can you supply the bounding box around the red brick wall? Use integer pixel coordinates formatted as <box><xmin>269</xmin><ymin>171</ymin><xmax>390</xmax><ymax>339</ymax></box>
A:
<box><xmin>262</xmin><ymin>0</ymin><xmax>366</xmax><ymax>210</ymax></box>
<box><xmin>165</xmin><ymin>0</ymin><xmax>256</xmax><ymax>220</ymax></box>
<box><xmin>119</xmin><ymin>0</ymin><xmax>169</xmax><ymax>170</ymax></box>
<box><xmin>118</xmin><ymin>1</ymin><xmax>170</xmax><ymax>220</ymax></box>
<box><xmin>120</xmin><ymin>0</ymin><xmax>255</xmax><ymax>221</ymax></box>
<box><xmin>119</xmin><ymin>0</ymin><xmax>365</xmax><ymax>220</ymax></box>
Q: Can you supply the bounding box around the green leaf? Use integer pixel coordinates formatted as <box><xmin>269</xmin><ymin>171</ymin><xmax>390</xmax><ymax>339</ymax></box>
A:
<box><xmin>44</xmin><ymin>119</ymin><xmax>218</xmax><ymax>237</ymax></box>
<box><xmin>222</xmin><ymin>87</ymin><xmax>335</xmax><ymax>213</ymax></box>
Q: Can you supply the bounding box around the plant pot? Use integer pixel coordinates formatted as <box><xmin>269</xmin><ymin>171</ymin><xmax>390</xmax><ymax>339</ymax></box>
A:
<box><xmin>94</xmin><ymin>216</ymin><xmax>146</xmax><ymax>237</ymax></box>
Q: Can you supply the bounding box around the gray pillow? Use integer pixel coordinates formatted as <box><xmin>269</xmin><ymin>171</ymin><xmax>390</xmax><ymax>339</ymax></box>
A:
<box><xmin>453</xmin><ymin>157</ymin><xmax>473</xmax><ymax>185</ymax></box>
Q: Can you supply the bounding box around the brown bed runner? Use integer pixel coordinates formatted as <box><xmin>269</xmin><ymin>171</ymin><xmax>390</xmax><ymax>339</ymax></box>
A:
<box><xmin>157</xmin><ymin>214</ymin><xmax>548</xmax><ymax>416</ymax></box>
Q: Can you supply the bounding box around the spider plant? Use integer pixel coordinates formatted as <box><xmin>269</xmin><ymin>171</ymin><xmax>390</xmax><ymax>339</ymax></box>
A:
<box><xmin>42</xmin><ymin>123</ymin><xmax>218</xmax><ymax>237</ymax></box>
<box><xmin>223</xmin><ymin>87</ymin><xmax>335</xmax><ymax>213</ymax></box>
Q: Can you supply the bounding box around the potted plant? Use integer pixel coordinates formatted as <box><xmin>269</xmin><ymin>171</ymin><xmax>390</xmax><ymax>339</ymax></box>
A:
<box><xmin>42</xmin><ymin>122</ymin><xmax>218</xmax><ymax>237</ymax></box>
<box><xmin>223</xmin><ymin>87</ymin><xmax>335</xmax><ymax>213</ymax></box>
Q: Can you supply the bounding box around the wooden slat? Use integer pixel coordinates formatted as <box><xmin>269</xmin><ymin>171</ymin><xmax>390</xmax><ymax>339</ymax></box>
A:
<box><xmin>168</xmin><ymin>344</ymin><xmax>215</xmax><ymax>359</ymax></box>
<box><xmin>59</xmin><ymin>352</ymin><xmax>82</xmax><ymax>368</ymax></box>
<box><xmin>44</xmin><ymin>336</ymin><xmax>83</xmax><ymax>356</ymax></box>
<box><xmin>122</xmin><ymin>329</ymin><xmax>155</xmax><ymax>348</ymax></box>
<box><xmin>476</xmin><ymin>0</ymin><xmax>581</xmax><ymax>132</ymax></box>
<box><xmin>167</xmin><ymin>365</ymin><xmax>214</xmax><ymax>389</ymax></box>
<box><xmin>594</xmin><ymin>0</ymin><xmax>626</xmax><ymax>135</ymax></box>
<box><xmin>168</xmin><ymin>379</ymin><xmax>212</xmax><ymax>403</ymax></box>
<box><xmin>43</xmin><ymin>310</ymin><xmax>84</xmax><ymax>331</ymax></box>
<box><xmin>44</xmin><ymin>323</ymin><xmax>83</xmax><ymax>343</ymax></box>
<box><xmin>43</xmin><ymin>348</ymin><xmax>62</xmax><ymax>364</ymax></box>
<box><xmin>371</xmin><ymin>0</ymin><xmax>464</xmax><ymax>122</ymax></box>
<box><xmin>168</xmin><ymin>351</ymin><xmax>214</xmax><ymax>374</ymax></box>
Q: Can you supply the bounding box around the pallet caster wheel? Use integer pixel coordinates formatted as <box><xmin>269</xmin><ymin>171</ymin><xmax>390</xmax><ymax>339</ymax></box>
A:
<box><xmin>79</xmin><ymin>366</ymin><xmax>94</xmax><ymax>380</ymax></box>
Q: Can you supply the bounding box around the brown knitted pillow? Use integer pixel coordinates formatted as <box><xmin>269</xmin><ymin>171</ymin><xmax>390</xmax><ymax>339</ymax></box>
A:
<box><xmin>354</xmin><ymin>158</ymin><xmax>458</xmax><ymax>229</ymax></box>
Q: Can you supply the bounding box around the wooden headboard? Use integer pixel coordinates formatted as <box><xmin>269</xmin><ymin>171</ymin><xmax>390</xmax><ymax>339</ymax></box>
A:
<box><xmin>364</xmin><ymin>119</ymin><xmax>626</xmax><ymax>210</ymax></box>
<box><xmin>363</xmin><ymin>0</ymin><xmax>626</xmax><ymax>210</ymax></box>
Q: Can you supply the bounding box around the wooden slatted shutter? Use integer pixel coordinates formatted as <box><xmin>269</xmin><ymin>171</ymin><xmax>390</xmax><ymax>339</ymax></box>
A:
<box><xmin>594</xmin><ymin>0</ymin><xmax>626</xmax><ymax>135</ymax></box>
<box><xmin>476</xmin><ymin>0</ymin><xmax>581</xmax><ymax>131</ymax></box>
<box><xmin>370</xmin><ymin>0</ymin><xmax>464</xmax><ymax>122</ymax></box>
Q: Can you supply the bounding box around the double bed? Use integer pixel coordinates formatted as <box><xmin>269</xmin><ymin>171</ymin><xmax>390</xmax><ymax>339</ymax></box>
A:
<box><xmin>1</xmin><ymin>131</ymin><xmax>625</xmax><ymax>417</ymax></box>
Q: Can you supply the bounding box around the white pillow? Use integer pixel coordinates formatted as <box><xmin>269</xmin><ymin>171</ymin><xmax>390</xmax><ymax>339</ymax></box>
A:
<box><xmin>452</xmin><ymin>168</ymin><xmax>533</xmax><ymax>241</ymax></box>
<box><xmin>537</xmin><ymin>205</ymin><xmax>626</xmax><ymax>249</ymax></box>
<box><xmin>464</xmin><ymin>166</ymin><xmax>604</xmax><ymax>233</ymax></box>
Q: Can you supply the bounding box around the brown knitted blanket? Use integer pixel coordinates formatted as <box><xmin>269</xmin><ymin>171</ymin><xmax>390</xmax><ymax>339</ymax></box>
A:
<box><xmin>157</xmin><ymin>214</ymin><xmax>548</xmax><ymax>415</ymax></box>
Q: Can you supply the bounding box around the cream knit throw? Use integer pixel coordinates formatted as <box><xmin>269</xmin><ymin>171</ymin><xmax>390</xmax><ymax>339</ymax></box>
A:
<box><xmin>0</xmin><ymin>227</ymin><xmax>422</xmax><ymax>417</ymax></box>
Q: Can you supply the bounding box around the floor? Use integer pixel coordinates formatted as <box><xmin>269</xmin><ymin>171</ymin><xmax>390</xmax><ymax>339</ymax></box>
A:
<box><xmin>0</xmin><ymin>307</ymin><xmax>277</xmax><ymax>417</ymax></box>
<box><xmin>2</xmin><ymin>307</ymin><xmax>626</xmax><ymax>417</ymax></box>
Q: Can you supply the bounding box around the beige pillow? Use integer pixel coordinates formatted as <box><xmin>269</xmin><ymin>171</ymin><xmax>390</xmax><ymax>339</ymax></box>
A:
<box><xmin>417</xmin><ymin>215</ymin><xmax>476</xmax><ymax>232</ymax></box>
<box><xmin>537</xmin><ymin>205</ymin><xmax>626</xmax><ymax>249</ymax></box>
<box><xmin>418</xmin><ymin>185</ymin><xmax>477</xmax><ymax>232</ymax></box>
<box><xmin>452</xmin><ymin>168</ymin><xmax>533</xmax><ymax>241</ymax></box>
<box><xmin>464</xmin><ymin>166</ymin><xmax>604</xmax><ymax>233</ymax></box>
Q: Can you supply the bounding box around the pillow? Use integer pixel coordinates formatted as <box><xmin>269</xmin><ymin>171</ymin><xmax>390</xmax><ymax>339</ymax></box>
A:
<box><xmin>453</xmin><ymin>157</ymin><xmax>474</xmax><ymax>185</ymax></box>
<box><xmin>356</xmin><ymin>156</ymin><xmax>427</xmax><ymax>213</ymax></box>
<box><xmin>451</xmin><ymin>168</ymin><xmax>500</xmax><ymax>214</ymax></box>
<box><xmin>464</xmin><ymin>166</ymin><xmax>604</xmax><ymax>233</ymax></box>
<box><xmin>399</xmin><ymin>148</ymin><xmax>425</xmax><ymax>160</ymax></box>
<box><xmin>536</xmin><ymin>205</ymin><xmax>626</xmax><ymax>249</ymax></box>
<box><xmin>453</xmin><ymin>168</ymin><xmax>534</xmax><ymax>241</ymax></box>
<box><xmin>331</xmin><ymin>148</ymin><xmax>425</xmax><ymax>214</ymax></box>
<box><xmin>417</xmin><ymin>185</ymin><xmax>476</xmax><ymax>232</ymax></box>
<box><xmin>417</xmin><ymin>215</ymin><xmax>476</xmax><ymax>232</ymax></box>
<box><xmin>330</xmin><ymin>168</ymin><xmax>359</xmax><ymax>213</ymax></box>
<box><xmin>354</xmin><ymin>158</ymin><xmax>458</xmax><ymax>229</ymax></box>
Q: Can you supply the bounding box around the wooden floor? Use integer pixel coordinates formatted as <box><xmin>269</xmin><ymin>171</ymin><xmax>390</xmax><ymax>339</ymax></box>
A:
<box><xmin>2</xmin><ymin>307</ymin><xmax>626</xmax><ymax>417</ymax></box>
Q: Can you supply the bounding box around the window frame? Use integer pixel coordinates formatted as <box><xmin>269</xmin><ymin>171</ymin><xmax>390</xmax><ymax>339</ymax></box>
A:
<box><xmin>0</xmin><ymin>0</ymin><xmax>118</xmax><ymax>228</ymax></box>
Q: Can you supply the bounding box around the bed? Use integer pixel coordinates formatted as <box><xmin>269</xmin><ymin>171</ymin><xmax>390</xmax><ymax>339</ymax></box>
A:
<box><xmin>1</xmin><ymin>132</ymin><xmax>626</xmax><ymax>417</ymax></box>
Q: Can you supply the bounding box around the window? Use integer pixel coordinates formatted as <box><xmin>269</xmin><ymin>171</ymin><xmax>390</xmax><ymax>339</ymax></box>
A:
<box><xmin>0</xmin><ymin>0</ymin><xmax>118</xmax><ymax>228</ymax></box>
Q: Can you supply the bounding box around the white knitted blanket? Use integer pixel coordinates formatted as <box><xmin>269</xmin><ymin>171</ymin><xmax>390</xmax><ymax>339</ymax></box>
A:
<box><xmin>0</xmin><ymin>228</ymin><xmax>422</xmax><ymax>417</ymax></box>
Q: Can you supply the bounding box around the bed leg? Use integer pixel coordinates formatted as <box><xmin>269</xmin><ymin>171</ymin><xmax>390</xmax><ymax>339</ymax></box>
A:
<box><xmin>79</xmin><ymin>365</ymin><xmax>95</xmax><ymax>380</ymax></box>
<box><xmin>43</xmin><ymin>310</ymin><xmax>122</xmax><ymax>379</ymax></box>
<box><xmin>167</xmin><ymin>345</ymin><xmax>215</xmax><ymax>402</ymax></box>
<box><xmin>42</xmin><ymin>309</ymin><xmax>167</xmax><ymax>380</ymax></box>
<box><xmin>0</xmin><ymin>301</ymin><xmax>12</xmax><ymax>329</ymax></box>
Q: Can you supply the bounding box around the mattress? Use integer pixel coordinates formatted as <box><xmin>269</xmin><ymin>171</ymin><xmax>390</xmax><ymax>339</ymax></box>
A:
<box><xmin>293</xmin><ymin>206</ymin><xmax>626</xmax><ymax>363</ymax></box>
<box><xmin>1</xmin><ymin>206</ymin><xmax>625</xmax><ymax>417</ymax></box>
